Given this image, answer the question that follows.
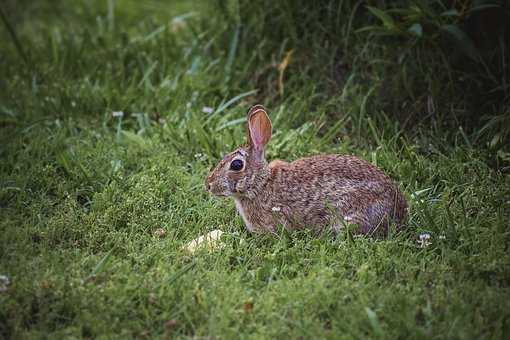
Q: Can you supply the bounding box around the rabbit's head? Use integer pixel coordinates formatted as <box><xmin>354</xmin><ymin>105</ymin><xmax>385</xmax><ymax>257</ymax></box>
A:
<box><xmin>205</xmin><ymin>105</ymin><xmax>272</xmax><ymax>198</ymax></box>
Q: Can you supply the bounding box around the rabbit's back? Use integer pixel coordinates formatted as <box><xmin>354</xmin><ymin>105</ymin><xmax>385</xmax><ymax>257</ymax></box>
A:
<box><xmin>263</xmin><ymin>154</ymin><xmax>407</xmax><ymax>234</ymax></box>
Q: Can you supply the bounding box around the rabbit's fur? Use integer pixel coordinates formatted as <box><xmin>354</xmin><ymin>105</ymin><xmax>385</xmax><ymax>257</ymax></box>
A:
<box><xmin>205</xmin><ymin>105</ymin><xmax>408</xmax><ymax>235</ymax></box>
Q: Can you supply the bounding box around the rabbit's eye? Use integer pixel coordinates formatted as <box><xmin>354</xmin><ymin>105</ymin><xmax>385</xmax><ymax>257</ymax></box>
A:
<box><xmin>230</xmin><ymin>159</ymin><xmax>244</xmax><ymax>171</ymax></box>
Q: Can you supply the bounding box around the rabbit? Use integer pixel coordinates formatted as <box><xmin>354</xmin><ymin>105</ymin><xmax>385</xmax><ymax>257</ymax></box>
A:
<box><xmin>205</xmin><ymin>104</ymin><xmax>408</xmax><ymax>235</ymax></box>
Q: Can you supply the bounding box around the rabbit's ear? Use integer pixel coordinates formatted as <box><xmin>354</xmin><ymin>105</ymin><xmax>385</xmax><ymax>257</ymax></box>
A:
<box><xmin>247</xmin><ymin>106</ymin><xmax>272</xmax><ymax>152</ymax></box>
<box><xmin>247</xmin><ymin>104</ymin><xmax>266</xmax><ymax>116</ymax></box>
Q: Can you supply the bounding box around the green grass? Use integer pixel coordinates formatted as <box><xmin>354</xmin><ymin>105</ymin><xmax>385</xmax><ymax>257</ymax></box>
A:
<box><xmin>1</xmin><ymin>0</ymin><xmax>509</xmax><ymax>338</ymax></box>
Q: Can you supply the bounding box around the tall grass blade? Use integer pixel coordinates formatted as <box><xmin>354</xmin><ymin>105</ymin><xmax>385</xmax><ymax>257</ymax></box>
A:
<box><xmin>225</xmin><ymin>25</ymin><xmax>240</xmax><ymax>77</ymax></box>
<box><xmin>0</xmin><ymin>6</ymin><xmax>29</xmax><ymax>66</ymax></box>
<box><xmin>83</xmin><ymin>247</ymin><xmax>116</xmax><ymax>282</ymax></box>
<box><xmin>441</xmin><ymin>25</ymin><xmax>480</xmax><ymax>61</ymax></box>
<box><xmin>365</xmin><ymin>307</ymin><xmax>383</xmax><ymax>337</ymax></box>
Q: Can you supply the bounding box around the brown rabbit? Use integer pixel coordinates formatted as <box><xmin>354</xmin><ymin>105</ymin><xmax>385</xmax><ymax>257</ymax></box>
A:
<box><xmin>205</xmin><ymin>105</ymin><xmax>408</xmax><ymax>235</ymax></box>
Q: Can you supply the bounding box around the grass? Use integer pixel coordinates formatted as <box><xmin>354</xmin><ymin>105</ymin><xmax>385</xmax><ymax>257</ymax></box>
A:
<box><xmin>1</xmin><ymin>0</ymin><xmax>509</xmax><ymax>338</ymax></box>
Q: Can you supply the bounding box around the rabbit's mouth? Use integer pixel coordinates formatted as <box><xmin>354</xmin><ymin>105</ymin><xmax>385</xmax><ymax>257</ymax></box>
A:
<box><xmin>205</xmin><ymin>176</ymin><xmax>239</xmax><ymax>197</ymax></box>
<box><xmin>207</xmin><ymin>184</ymin><xmax>231</xmax><ymax>198</ymax></box>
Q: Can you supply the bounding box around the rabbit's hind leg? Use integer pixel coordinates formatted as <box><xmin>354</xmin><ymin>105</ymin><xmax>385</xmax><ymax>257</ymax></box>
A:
<box><xmin>342</xmin><ymin>201</ymin><xmax>391</xmax><ymax>236</ymax></box>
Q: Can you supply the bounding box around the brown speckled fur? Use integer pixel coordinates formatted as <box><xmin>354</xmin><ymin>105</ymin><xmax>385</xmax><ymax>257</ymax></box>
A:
<box><xmin>205</xmin><ymin>105</ymin><xmax>408</xmax><ymax>235</ymax></box>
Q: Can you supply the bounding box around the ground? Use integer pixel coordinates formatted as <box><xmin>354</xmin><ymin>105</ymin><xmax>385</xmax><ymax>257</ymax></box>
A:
<box><xmin>1</xmin><ymin>1</ymin><xmax>509</xmax><ymax>339</ymax></box>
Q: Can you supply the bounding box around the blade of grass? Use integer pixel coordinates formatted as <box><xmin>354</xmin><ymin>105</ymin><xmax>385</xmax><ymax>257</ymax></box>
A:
<box><xmin>205</xmin><ymin>89</ymin><xmax>258</xmax><ymax>124</ymax></box>
<box><xmin>225</xmin><ymin>25</ymin><xmax>240</xmax><ymax>77</ymax></box>
<box><xmin>0</xmin><ymin>5</ymin><xmax>29</xmax><ymax>66</ymax></box>
<box><xmin>215</xmin><ymin>117</ymin><xmax>246</xmax><ymax>131</ymax></box>
<box><xmin>83</xmin><ymin>247</ymin><xmax>116</xmax><ymax>282</ymax></box>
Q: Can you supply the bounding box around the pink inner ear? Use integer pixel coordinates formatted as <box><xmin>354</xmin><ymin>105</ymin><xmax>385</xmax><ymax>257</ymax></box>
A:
<box><xmin>250</xmin><ymin>118</ymin><xmax>264</xmax><ymax>146</ymax></box>
<box><xmin>249</xmin><ymin>110</ymin><xmax>271</xmax><ymax>148</ymax></box>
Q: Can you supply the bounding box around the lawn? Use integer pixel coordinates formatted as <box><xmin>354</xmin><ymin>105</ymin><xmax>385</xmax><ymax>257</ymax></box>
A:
<box><xmin>1</xmin><ymin>0</ymin><xmax>509</xmax><ymax>339</ymax></box>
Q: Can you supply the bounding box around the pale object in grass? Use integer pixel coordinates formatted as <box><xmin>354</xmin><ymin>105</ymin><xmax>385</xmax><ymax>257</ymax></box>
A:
<box><xmin>0</xmin><ymin>275</ymin><xmax>10</xmax><ymax>293</ymax></box>
<box><xmin>153</xmin><ymin>228</ymin><xmax>167</xmax><ymax>238</ymax></box>
<box><xmin>183</xmin><ymin>229</ymin><xmax>224</xmax><ymax>253</ymax></box>
<box><xmin>418</xmin><ymin>233</ymin><xmax>432</xmax><ymax>248</ymax></box>
<box><xmin>202</xmin><ymin>106</ymin><xmax>214</xmax><ymax>114</ymax></box>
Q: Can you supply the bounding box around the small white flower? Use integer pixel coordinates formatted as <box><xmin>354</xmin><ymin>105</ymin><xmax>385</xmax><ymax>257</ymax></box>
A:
<box><xmin>271</xmin><ymin>206</ymin><xmax>281</xmax><ymax>212</ymax></box>
<box><xmin>194</xmin><ymin>153</ymin><xmax>207</xmax><ymax>161</ymax></box>
<box><xmin>171</xmin><ymin>17</ymin><xmax>186</xmax><ymax>32</ymax></box>
<box><xmin>112</xmin><ymin>111</ymin><xmax>124</xmax><ymax>118</ymax></box>
<box><xmin>202</xmin><ymin>106</ymin><xmax>214</xmax><ymax>114</ymax></box>
<box><xmin>439</xmin><ymin>235</ymin><xmax>446</xmax><ymax>240</ymax></box>
<box><xmin>0</xmin><ymin>275</ymin><xmax>10</xmax><ymax>293</ymax></box>
<box><xmin>417</xmin><ymin>233</ymin><xmax>432</xmax><ymax>248</ymax></box>
<box><xmin>419</xmin><ymin>233</ymin><xmax>431</xmax><ymax>240</ymax></box>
